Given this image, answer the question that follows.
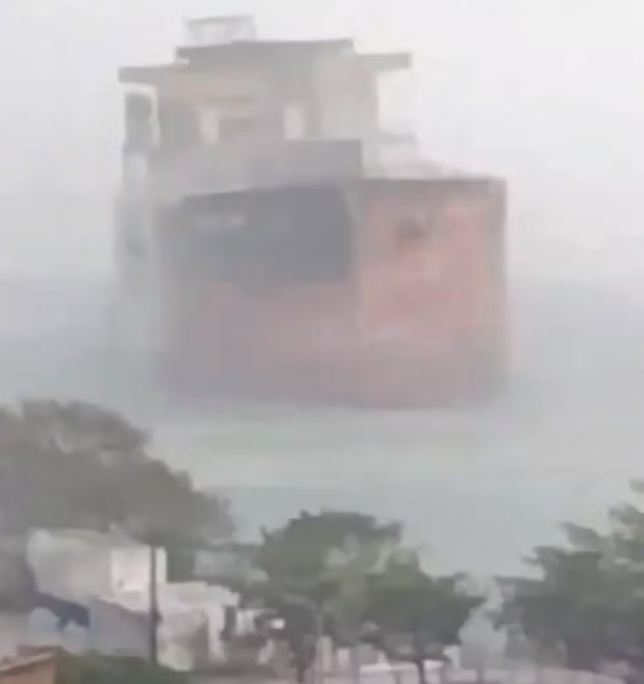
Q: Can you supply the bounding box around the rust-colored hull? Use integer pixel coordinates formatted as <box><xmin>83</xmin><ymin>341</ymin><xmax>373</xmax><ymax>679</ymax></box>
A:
<box><xmin>154</xmin><ymin>177</ymin><xmax>507</xmax><ymax>407</ymax></box>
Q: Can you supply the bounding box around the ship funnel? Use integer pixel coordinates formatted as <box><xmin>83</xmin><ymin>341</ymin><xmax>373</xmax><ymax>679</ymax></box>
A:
<box><xmin>184</xmin><ymin>16</ymin><xmax>257</xmax><ymax>47</ymax></box>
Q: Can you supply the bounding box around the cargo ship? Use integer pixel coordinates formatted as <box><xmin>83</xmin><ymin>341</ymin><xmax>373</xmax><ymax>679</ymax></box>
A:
<box><xmin>114</xmin><ymin>16</ymin><xmax>507</xmax><ymax>407</ymax></box>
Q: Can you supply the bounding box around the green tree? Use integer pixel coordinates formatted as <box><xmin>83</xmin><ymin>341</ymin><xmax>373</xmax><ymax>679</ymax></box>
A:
<box><xmin>324</xmin><ymin>536</ymin><xmax>396</xmax><ymax>682</ymax></box>
<box><xmin>497</xmin><ymin>481</ymin><xmax>644</xmax><ymax>674</ymax></box>
<box><xmin>255</xmin><ymin>511</ymin><xmax>401</xmax><ymax>594</ymax></box>
<box><xmin>59</xmin><ymin>654</ymin><xmax>186</xmax><ymax>684</ymax></box>
<box><xmin>0</xmin><ymin>401</ymin><xmax>233</xmax><ymax>568</ymax></box>
<box><xmin>248</xmin><ymin>511</ymin><xmax>402</xmax><ymax>683</ymax></box>
<box><xmin>245</xmin><ymin>511</ymin><xmax>480</xmax><ymax>684</ymax></box>
<box><xmin>365</xmin><ymin>555</ymin><xmax>483</xmax><ymax>684</ymax></box>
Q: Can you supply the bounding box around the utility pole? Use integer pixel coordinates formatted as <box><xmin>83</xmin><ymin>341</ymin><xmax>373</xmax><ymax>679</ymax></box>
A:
<box><xmin>148</xmin><ymin>544</ymin><xmax>159</xmax><ymax>665</ymax></box>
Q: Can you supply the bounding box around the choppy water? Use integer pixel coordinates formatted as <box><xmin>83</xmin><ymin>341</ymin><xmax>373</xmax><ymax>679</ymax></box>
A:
<box><xmin>2</xmin><ymin>265</ymin><xmax>644</xmax><ymax>577</ymax></box>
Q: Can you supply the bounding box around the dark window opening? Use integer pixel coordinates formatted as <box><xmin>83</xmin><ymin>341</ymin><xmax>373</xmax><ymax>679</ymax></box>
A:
<box><xmin>161</xmin><ymin>187</ymin><xmax>353</xmax><ymax>287</ymax></box>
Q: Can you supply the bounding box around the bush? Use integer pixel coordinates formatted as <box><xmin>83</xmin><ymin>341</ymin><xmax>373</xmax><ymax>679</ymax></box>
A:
<box><xmin>58</xmin><ymin>655</ymin><xmax>188</xmax><ymax>684</ymax></box>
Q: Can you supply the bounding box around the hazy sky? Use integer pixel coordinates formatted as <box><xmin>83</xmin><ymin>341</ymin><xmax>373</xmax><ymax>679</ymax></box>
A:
<box><xmin>1</xmin><ymin>2</ymin><xmax>644</xmax><ymax>572</ymax></box>
<box><xmin>1</xmin><ymin>0</ymin><xmax>644</xmax><ymax>283</ymax></box>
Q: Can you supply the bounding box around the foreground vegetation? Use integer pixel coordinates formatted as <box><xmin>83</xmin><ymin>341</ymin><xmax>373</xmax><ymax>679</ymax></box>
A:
<box><xmin>498</xmin><ymin>481</ymin><xmax>644</xmax><ymax>676</ymax></box>
<box><xmin>4</xmin><ymin>400</ymin><xmax>644</xmax><ymax>683</ymax></box>
<box><xmin>59</xmin><ymin>655</ymin><xmax>186</xmax><ymax>684</ymax></box>
<box><xmin>238</xmin><ymin>511</ymin><xmax>483</xmax><ymax>683</ymax></box>
<box><xmin>0</xmin><ymin>400</ymin><xmax>233</xmax><ymax>576</ymax></box>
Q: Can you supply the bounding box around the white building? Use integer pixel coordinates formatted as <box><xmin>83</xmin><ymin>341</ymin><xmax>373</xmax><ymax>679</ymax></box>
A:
<box><xmin>89</xmin><ymin>582</ymin><xmax>239</xmax><ymax>671</ymax></box>
<box><xmin>25</xmin><ymin>529</ymin><xmax>247</xmax><ymax>671</ymax></box>
<box><xmin>26</xmin><ymin>528</ymin><xmax>167</xmax><ymax>604</ymax></box>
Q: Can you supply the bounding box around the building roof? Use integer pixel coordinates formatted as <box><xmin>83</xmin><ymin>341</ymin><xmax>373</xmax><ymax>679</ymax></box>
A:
<box><xmin>175</xmin><ymin>38</ymin><xmax>354</xmax><ymax>64</ymax></box>
<box><xmin>31</xmin><ymin>528</ymin><xmax>142</xmax><ymax>549</ymax></box>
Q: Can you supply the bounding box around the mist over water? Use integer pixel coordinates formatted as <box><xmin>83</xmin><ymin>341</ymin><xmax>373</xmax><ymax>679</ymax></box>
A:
<box><xmin>1</xmin><ymin>0</ymin><xmax>644</xmax><ymax>574</ymax></box>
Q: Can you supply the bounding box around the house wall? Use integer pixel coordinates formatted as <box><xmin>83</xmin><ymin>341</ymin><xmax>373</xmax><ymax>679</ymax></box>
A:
<box><xmin>27</xmin><ymin>533</ymin><xmax>112</xmax><ymax>604</ymax></box>
<box><xmin>89</xmin><ymin>584</ymin><xmax>228</xmax><ymax>671</ymax></box>
<box><xmin>110</xmin><ymin>547</ymin><xmax>167</xmax><ymax>594</ymax></box>
<box><xmin>87</xmin><ymin>599</ymin><xmax>149</xmax><ymax>660</ymax></box>
<box><xmin>27</xmin><ymin>531</ymin><xmax>167</xmax><ymax>605</ymax></box>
